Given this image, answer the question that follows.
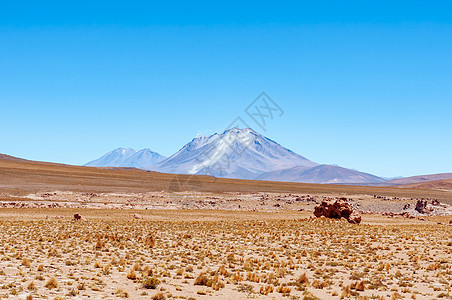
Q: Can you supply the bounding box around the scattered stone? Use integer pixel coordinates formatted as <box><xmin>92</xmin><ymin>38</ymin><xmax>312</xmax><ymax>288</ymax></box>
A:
<box><xmin>400</xmin><ymin>212</ymin><xmax>409</xmax><ymax>218</ymax></box>
<box><xmin>432</xmin><ymin>199</ymin><xmax>440</xmax><ymax>206</ymax></box>
<box><xmin>348</xmin><ymin>211</ymin><xmax>362</xmax><ymax>224</ymax></box>
<box><xmin>133</xmin><ymin>213</ymin><xmax>143</xmax><ymax>219</ymax></box>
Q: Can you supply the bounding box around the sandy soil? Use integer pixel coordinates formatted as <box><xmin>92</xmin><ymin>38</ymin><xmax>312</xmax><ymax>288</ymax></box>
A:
<box><xmin>1</xmin><ymin>157</ymin><xmax>452</xmax><ymax>299</ymax></box>
<box><xmin>0</xmin><ymin>209</ymin><xmax>451</xmax><ymax>300</ymax></box>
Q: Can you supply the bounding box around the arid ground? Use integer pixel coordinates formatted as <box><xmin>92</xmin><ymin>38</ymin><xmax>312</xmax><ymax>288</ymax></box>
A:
<box><xmin>1</xmin><ymin>210</ymin><xmax>451</xmax><ymax>300</ymax></box>
<box><xmin>1</xmin><ymin>156</ymin><xmax>451</xmax><ymax>299</ymax></box>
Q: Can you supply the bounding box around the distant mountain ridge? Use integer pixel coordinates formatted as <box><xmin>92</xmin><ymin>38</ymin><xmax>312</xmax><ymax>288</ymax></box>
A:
<box><xmin>256</xmin><ymin>164</ymin><xmax>385</xmax><ymax>184</ymax></box>
<box><xmin>84</xmin><ymin>148</ymin><xmax>166</xmax><ymax>169</ymax></box>
<box><xmin>398</xmin><ymin>179</ymin><xmax>452</xmax><ymax>190</ymax></box>
<box><xmin>84</xmin><ymin>128</ymin><xmax>387</xmax><ymax>184</ymax></box>
<box><xmin>386</xmin><ymin>173</ymin><xmax>452</xmax><ymax>185</ymax></box>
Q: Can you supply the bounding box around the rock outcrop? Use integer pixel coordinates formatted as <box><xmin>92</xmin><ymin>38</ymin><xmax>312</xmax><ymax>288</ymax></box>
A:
<box><xmin>314</xmin><ymin>199</ymin><xmax>361</xmax><ymax>224</ymax></box>
<box><xmin>415</xmin><ymin>200</ymin><xmax>432</xmax><ymax>214</ymax></box>
<box><xmin>414</xmin><ymin>199</ymin><xmax>444</xmax><ymax>214</ymax></box>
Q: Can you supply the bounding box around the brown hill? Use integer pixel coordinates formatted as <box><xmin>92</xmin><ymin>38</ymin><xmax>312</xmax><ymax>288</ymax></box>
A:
<box><xmin>0</xmin><ymin>153</ymin><xmax>28</xmax><ymax>162</ymax></box>
<box><xmin>400</xmin><ymin>179</ymin><xmax>452</xmax><ymax>191</ymax></box>
<box><xmin>387</xmin><ymin>173</ymin><xmax>452</xmax><ymax>185</ymax></box>
<box><xmin>1</xmin><ymin>153</ymin><xmax>451</xmax><ymax>202</ymax></box>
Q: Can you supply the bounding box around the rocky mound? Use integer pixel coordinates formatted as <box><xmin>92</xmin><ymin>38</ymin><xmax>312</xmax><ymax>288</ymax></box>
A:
<box><xmin>414</xmin><ymin>199</ymin><xmax>450</xmax><ymax>215</ymax></box>
<box><xmin>314</xmin><ymin>199</ymin><xmax>361</xmax><ymax>224</ymax></box>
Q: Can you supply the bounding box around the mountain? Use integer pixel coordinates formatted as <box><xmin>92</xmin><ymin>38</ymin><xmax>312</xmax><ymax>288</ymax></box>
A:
<box><xmin>122</xmin><ymin>149</ymin><xmax>167</xmax><ymax>169</ymax></box>
<box><xmin>84</xmin><ymin>148</ymin><xmax>166</xmax><ymax>168</ymax></box>
<box><xmin>5</xmin><ymin>153</ymin><xmax>451</xmax><ymax>205</ymax></box>
<box><xmin>151</xmin><ymin>128</ymin><xmax>319</xmax><ymax>179</ymax></box>
<box><xmin>386</xmin><ymin>173</ymin><xmax>452</xmax><ymax>185</ymax></box>
<box><xmin>83</xmin><ymin>128</ymin><xmax>387</xmax><ymax>184</ymax></box>
<box><xmin>85</xmin><ymin>148</ymin><xmax>136</xmax><ymax>167</ymax></box>
<box><xmin>256</xmin><ymin>164</ymin><xmax>385</xmax><ymax>184</ymax></box>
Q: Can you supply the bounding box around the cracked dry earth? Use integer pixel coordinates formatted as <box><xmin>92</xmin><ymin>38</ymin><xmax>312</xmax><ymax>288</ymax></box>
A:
<box><xmin>0</xmin><ymin>215</ymin><xmax>451</xmax><ymax>300</ymax></box>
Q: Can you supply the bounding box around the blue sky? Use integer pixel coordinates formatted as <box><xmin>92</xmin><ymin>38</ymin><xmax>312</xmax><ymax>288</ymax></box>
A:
<box><xmin>1</xmin><ymin>1</ymin><xmax>451</xmax><ymax>177</ymax></box>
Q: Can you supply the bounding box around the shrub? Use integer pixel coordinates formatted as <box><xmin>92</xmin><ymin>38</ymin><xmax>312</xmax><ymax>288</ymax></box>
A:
<box><xmin>27</xmin><ymin>281</ymin><xmax>36</xmax><ymax>291</ymax></box>
<box><xmin>297</xmin><ymin>273</ymin><xmax>309</xmax><ymax>284</ymax></box>
<box><xmin>194</xmin><ymin>273</ymin><xmax>209</xmax><ymax>286</ymax></box>
<box><xmin>22</xmin><ymin>258</ymin><xmax>31</xmax><ymax>267</ymax></box>
<box><xmin>44</xmin><ymin>277</ymin><xmax>59</xmax><ymax>289</ymax></box>
<box><xmin>126</xmin><ymin>269</ymin><xmax>137</xmax><ymax>280</ymax></box>
<box><xmin>152</xmin><ymin>292</ymin><xmax>166</xmax><ymax>300</ymax></box>
<box><xmin>115</xmin><ymin>288</ymin><xmax>129</xmax><ymax>298</ymax></box>
<box><xmin>143</xmin><ymin>277</ymin><xmax>160</xmax><ymax>289</ymax></box>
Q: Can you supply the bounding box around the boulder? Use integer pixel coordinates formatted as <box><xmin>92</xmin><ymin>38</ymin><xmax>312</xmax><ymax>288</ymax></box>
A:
<box><xmin>73</xmin><ymin>213</ymin><xmax>82</xmax><ymax>221</ymax></box>
<box><xmin>314</xmin><ymin>200</ymin><xmax>361</xmax><ymax>224</ymax></box>
<box><xmin>415</xmin><ymin>200</ymin><xmax>432</xmax><ymax>214</ymax></box>
<box><xmin>348</xmin><ymin>211</ymin><xmax>362</xmax><ymax>224</ymax></box>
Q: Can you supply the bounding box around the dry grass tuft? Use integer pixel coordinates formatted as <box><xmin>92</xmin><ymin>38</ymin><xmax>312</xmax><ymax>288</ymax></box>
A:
<box><xmin>142</xmin><ymin>277</ymin><xmax>160</xmax><ymax>289</ymax></box>
<box><xmin>0</xmin><ymin>209</ymin><xmax>450</xmax><ymax>299</ymax></box>
<box><xmin>44</xmin><ymin>277</ymin><xmax>58</xmax><ymax>289</ymax></box>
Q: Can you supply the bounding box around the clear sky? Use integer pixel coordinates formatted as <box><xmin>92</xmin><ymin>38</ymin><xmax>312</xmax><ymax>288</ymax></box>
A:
<box><xmin>1</xmin><ymin>1</ymin><xmax>451</xmax><ymax>178</ymax></box>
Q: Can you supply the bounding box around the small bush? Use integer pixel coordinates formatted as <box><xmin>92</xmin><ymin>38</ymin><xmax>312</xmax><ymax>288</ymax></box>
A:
<box><xmin>297</xmin><ymin>273</ymin><xmax>309</xmax><ymax>284</ymax></box>
<box><xmin>27</xmin><ymin>281</ymin><xmax>36</xmax><ymax>291</ymax></box>
<box><xmin>194</xmin><ymin>273</ymin><xmax>209</xmax><ymax>286</ymax></box>
<box><xmin>44</xmin><ymin>277</ymin><xmax>58</xmax><ymax>289</ymax></box>
<box><xmin>115</xmin><ymin>288</ymin><xmax>129</xmax><ymax>298</ymax></box>
<box><xmin>126</xmin><ymin>269</ymin><xmax>137</xmax><ymax>280</ymax></box>
<box><xmin>152</xmin><ymin>292</ymin><xmax>166</xmax><ymax>300</ymax></box>
<box><xmin>143</xmin><ymin>277</ymin><xmax>160</xmax><ymax>289</ymax></box>
<box><xmin>22</xmin><ymin>258</ymin><xmax>31</xmax><ymax>267</ymax></box>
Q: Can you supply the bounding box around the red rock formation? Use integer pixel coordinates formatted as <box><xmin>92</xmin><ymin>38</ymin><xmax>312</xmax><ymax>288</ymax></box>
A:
<box><xmin>314</xmin><ymin>200</ymin><xmax>361</xmax><ymax>224</ymax></box>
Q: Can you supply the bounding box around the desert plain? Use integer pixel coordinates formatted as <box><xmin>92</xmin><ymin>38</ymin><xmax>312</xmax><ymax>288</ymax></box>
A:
<box><xmin>0</xmin><ymin>155</ymin><xmax>451</xmax><ymax>299</ymax></box>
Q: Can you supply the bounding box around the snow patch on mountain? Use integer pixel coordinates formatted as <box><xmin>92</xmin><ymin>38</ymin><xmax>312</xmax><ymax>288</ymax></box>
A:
<box><xmin>84</xmin><ymin>148</ymin><xmax>166</xmax><ymax>168</ymax></box>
